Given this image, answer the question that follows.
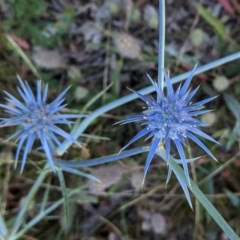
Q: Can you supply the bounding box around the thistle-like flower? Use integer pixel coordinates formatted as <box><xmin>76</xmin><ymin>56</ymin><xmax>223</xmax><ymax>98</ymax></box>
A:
<box><xmin>119</xmin><ymin>68</ymin><xmax>217</xmax><ymax>183</ymax></box>
<box><xmin>0</xmin><ymin>76</ymin><xmax>84</xmax><ymax>172</ymax></box>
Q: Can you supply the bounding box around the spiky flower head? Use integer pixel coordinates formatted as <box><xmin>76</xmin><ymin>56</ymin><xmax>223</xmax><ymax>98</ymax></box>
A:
<box><xmin>0</xmin><ymin>76</ymin><xmax>84</xmax><ymax>172</ymax></box>
<box><xmin>119</xmin><ymin>68</ymin><xmax>217</xmax><ymax>183</ymax></box>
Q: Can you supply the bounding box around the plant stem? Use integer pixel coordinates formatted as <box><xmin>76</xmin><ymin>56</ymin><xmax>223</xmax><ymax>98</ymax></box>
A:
<box><xmin>158</xmin><ymin>0</ymin><xmax>165</xmax><ymax>90</ymax></box>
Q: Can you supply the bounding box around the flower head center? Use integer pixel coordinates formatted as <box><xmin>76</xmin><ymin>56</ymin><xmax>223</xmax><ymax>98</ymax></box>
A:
<box><xmin>146</xmin><ymin>98</ymin><xmax>188</xmax><ymax>139</ymax></box>
<box><xmin>24</xmin><ymin>104</ymin><xmax>49</xmax><ymax>131</ymax></box>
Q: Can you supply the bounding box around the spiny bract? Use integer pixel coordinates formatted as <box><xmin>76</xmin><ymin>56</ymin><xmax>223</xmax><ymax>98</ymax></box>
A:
<box><xmin>0</xmin><ymin>76</ymin><xmax>84</xmax><ymax>172</ymax></box>
<box><xmin>119</xmin><ymin>68</ymin><xmax>217</xmax><ymax>183</ymax></box>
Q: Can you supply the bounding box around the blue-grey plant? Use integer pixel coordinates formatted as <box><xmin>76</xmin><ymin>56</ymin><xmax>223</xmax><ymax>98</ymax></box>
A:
<box><xmin>118</xmin><ymin>67</ymin><xmax>218</xmax><ymax>183</ymax></box>
<box><xmin>0</xmin><ymin>76</ymin><xmax>84</xmax><ymax>172</ymax></box>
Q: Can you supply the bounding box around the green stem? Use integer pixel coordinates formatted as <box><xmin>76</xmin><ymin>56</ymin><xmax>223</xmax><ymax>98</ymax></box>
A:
<box><xmin>158</xmin><ymin>0</ymin><xmax>165</xmax><ymax>90</ymax></box>
<box><xmin>168</xmin><ymin>157</ymin><xmax>239</xmax><ymax>240</ymax></box>
<box><xmin>55</xmin><ymin>52</ymin><xmax>240</xmax><ymax>156</ymax></box>
<box><xmin>9</xmin><ymin>168</ymin><xmax>49</xmax><ymax>238</ymax></box>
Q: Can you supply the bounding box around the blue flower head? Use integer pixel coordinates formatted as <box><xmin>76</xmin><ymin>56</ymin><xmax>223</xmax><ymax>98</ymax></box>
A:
<box><xmin>120</xmin><ymin>67</ymin><xmax>217</xmax><ymax>183</ymax></box>
<box><xmin>0</xmin><ymin>76</ymin><xmax>84</xmax><ymax>172</ymax></box>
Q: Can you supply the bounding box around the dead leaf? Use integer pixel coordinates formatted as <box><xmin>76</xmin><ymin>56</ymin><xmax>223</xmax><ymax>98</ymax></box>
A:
<box><xmin>95</xmin><ymin>0</ymin><xmax>121</xmax><ymax>22</ymax></box>
<box><xmin>218</xmin><ymin>0</ymin><xmax>235</xmax><ymax>16</ymax></box>
<box><xmin>87</xmin><ymin>164</ymin><xmax>126</xmax><ymax>195</ymax></box>
<box><xmin>74</xmin><ymin>86</ymin><xmax>89</xmax><ymax>101</ymax></box>
<box><xmin>139</xmin><ymin>209</ymin><xmax>167</xmax><ymax>235</ymax></box>
<box><xmin>150</xmin><ymin>213</ymin><xmax>167</xmax><ymax>235</ymax></box>
<box><xmin>143</xmin><ymin>4</ymin><xmax>158</xmax><ymax>29</ymax></box>
<box><xmin>213</xmin><ymin>75</ymin><xmax>230</xmax><ymax>92</ymax></box>
<box><xmin>190</xmin><ymin>29</ymin><xmax>205</xmax><ymax>47</ymax></box>
<box><xmin>130</xmin><ymin>171</ymin><xmax>143</xmax><ymax>191</ymax></box>
<box><xmin>75</xmin><ymin>21</ymin><xmax>103</xmax><ymax>46</ymax></box>
<box><xmin>0</xmin><ymin>0</ymin><xmax>8</xmax><ymax>12</ymax></box>
<box><xmin>113</xmin><ymin>32</ymin><xmax>142</xmax><ymax>59</ymax></box>
<box><xmin>122</xmin><ymin>0</ymin><xmax>133</xmax><ymax>30</ymax></box>
<box><xmin>0</xmin><ymin>148</ymin><xmax>14</xmax><ymax>165</ymax></box>
<box><xmin>10</xmin><ymin>34</ymin><xmax>30</xmax><ymax>50</ymax></box>
<box><xmin>200</xmin><ymin>112</ymin><xmax>217</xmax><ymax>125</ymax></box>
<box><xmin>32</xmin><ymin>47</ymin><xmax>66</xmax><ymax>69</ymax></box>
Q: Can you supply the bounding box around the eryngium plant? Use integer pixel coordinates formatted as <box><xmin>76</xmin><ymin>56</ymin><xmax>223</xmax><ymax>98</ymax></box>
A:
<box><xmin>119</xmin><ymin>68</ymin><xmax>218</xmax><ymax>183</ymax></box>
<box><xmin>0</xmin><ymin>76</ymin><xmax>84</xmax><ymax>172</ymax></box>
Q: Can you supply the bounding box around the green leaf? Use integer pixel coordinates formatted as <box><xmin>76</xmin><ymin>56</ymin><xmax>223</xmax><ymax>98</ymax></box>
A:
<box><xmin>5</xmin><ymin>34</ymin><xmax>41</xmax><ymax>79</ymax></box>
<box><xmin>9</xmin><ymin>168</ymin><xmax>49</xmax><ymax>238</ymax></box>
<box><xmin>0</xmin><ymin>213</ymin><xmax>8</xmax><ymax>239</ymax></box>
<box><xmin>224</xmin><ymin>94</ymin><xmax>240</xmax><ymax>149</ymax></box>
<box><xmin>10</xmin><ymin>188</ymin><xmax>83</xmax><ymax>240</ymax></box>
<box><xmin>224</xmin><ymin>94</ymin><xmax>240</xmax><ymax>120</ymax></box>
<box><xmin>196</xmin><ymin>4</ymin><xmax>226</xmax><ymax>40</ymax></box>
<box><xmin>167</xmin><ymin>156</ymin><xmax>239</xmax><ymax>240</ymax></box>
<box><xmin>56</xmin><ymin>169</ymin><xmax>69</xmax><ymax>224</ymax></box>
